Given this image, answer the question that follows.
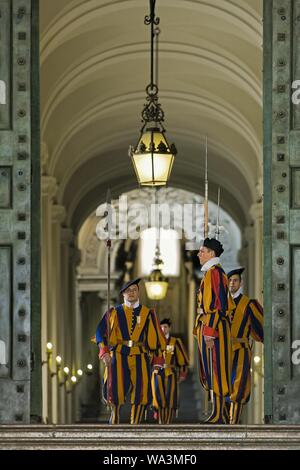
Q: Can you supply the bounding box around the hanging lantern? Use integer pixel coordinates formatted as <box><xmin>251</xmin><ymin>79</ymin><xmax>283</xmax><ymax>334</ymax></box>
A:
<box><xmin>129</xmin><ymin>0</ymin><xmax>177</xmax><ymax>186</ymax></box>
<box><xmin>145</xmin><ymin>244</ymin><xmax>168</xmax><ymax>300</ymax></box>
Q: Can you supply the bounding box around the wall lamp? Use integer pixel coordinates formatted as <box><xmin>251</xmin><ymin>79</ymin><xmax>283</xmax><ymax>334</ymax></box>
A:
<box><xmin>59</xmin><ymin>366</ymin><xmax>70</xmax><ymax>387</ymax></box>
<box><xmin>42</xmin><ymin>342</ymin><xmax>53</xmax><ymax>365</ymax></box>
<box><xmin>50</xmin><ymin>355</ymin><xmax>62</xmax><ymax>378</ymax></box>
<box><xmin>86</xmin><ymin>364</ymin><xmax>93</xmax><ymax>376</ymax></box>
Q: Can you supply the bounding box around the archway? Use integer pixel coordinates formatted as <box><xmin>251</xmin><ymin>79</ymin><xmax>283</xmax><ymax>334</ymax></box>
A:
<box><xmin>39</xmin><ymin>0</ymin><xmax>263</xmax><ymax>425</ymax></box>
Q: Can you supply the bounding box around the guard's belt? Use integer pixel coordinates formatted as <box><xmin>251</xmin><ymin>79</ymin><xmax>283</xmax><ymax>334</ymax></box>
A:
<box><xmin>154</xmin><ymin>364</ymin><xmax>176</xmax><ymax>370</ymax></box>
<box><xmin>117</xmin><ymin>340</ymin><xmax>145</xmax><ymax>348</ymax></box>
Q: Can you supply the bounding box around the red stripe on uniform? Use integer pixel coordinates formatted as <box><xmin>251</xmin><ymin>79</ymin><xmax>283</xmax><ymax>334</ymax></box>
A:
<box><xmin>211</xmin><ymin>268</ymin><xmax>221</xmax><ymax>311</ymax></box>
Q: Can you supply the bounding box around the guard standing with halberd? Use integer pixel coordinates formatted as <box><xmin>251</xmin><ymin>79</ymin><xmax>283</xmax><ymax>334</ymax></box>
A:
<box><xmin>227</xmin><ymin>267</ymin><xmax>264</xmax><ymax>424</ymax></box>
<box><xmin>193</xmin><ymin>238</ymin><xmax>235</xmax><ymax>424</ymax></box>
<box><xmin>96</xmin><ymin>277</ymin><xmax>166</xmax><ymax>424</ymax></box>
<box><xmin>151</xmin><ymin>318</ymin><xmax>189</xmax><ymax>424</ymax></box>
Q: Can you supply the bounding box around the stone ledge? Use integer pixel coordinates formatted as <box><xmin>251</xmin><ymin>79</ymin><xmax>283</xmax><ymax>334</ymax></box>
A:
<box><xmin>0</xmin><ymin>425</ymin><xmax>300</xmax><ymax>450</ymax></box>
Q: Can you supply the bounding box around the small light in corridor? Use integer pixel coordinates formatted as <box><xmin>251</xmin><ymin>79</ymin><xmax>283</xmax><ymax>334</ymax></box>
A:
<box><xmin>77</xmin><ymin>369</ymin><xmax>83</xmax><ymax>376</ymax></box>
<box><xmin>254</xmin><ymin>356</ymin><xmax>261</xmax><ymax>364</ymax></box>
<box><xmin>46</xmin><ymin>342</ymin><xmax>53</xmax><ymax>351</ymax></box>
<box><xmin>87</xmin><ymin>364</ymin><xmax>93</xmax><ymax>371</ymax></box>
<box><xmin>71</xmin><ymin>376</ymin><xmax>77</xmax><ymax>383</ymax></box>
<box><xmin>56</xmin><ymin>356</ymin><xmax>62</xmax><ymax>365</ymax></box>
<box><xmin>63</xmin><ymin>366</ymin><xmax>70</xmax><ymax>375</ymax></box>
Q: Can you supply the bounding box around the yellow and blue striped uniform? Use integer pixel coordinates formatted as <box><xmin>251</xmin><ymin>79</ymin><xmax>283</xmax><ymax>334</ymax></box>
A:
<box><xmin>229</xmin><ymin>294</ymin><xmax>264</xmax><ymax>424</ymax></box>
<box><xmin>151</xmin><ymin>336</ymin><xmax>189</xmax><ymax>424</ymax></box>
<box><xmin>96</xmin><ymin>303</ymin><xmax>166</xmax><ymax>424</ymax></box>
<box><xmin>193</xmin><ymin>264</ymin><xmax>235</xmax><ymax>423</ymax></box>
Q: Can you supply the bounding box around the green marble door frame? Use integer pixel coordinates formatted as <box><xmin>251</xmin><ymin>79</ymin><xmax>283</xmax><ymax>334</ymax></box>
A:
<box><xmin>30</xmin><ymin>0</ymin><xmax>41</xmax><ymax>423</ymax></box>
<box><xmin>0</xmin><ymin>0</ymin><xmax>41</xmax><ymax>423</ymax></box>
<box><xmin>264</xmin><ymin>0</ymin><xmax>300</xmax><ymax>424</ymax></box>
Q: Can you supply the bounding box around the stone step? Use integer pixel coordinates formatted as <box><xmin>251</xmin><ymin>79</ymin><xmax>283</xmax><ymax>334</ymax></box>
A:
<box><xmin>177</xmin><ymin>375</ymin><xmax>202</xmax><ymax>422</ymax></box>
<box><xmin>1</xmin><ymin>425</ymin><xmax>300</xmax><ymax>449</ymax></box>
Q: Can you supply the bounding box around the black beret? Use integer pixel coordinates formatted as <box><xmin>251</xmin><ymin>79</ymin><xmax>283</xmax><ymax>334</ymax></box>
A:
<box><xmin>120</xmin><ymin>277</ymin><xmax>141</xmax><ymax>294</ymax></box>
<box><xmin>227</xmin><ymin>267</ymin><xmax>245</xmax><ymax>279</ymax></box>
<box><xmin>160</xmin><ymin>318</ymin><xmax>172</xmax><ymax>326</ymax></box>
<box><xmin>203</xmin><ymin>237</ymin><xmax>224</xmax><ymax>257</ymax></box>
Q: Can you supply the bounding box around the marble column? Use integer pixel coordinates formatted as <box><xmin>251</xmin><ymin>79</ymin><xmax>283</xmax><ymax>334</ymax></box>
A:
<box><xmin>96</xmin><ymin>291</ymin><xmax>111</xmax><ymax>423</ymax></box>
<box><xmin>41</xmin><ymin>175</ymin><xmax>58</xmax><ymax>424</ymax></box>
<box><xmin>236</xmin><ymin>237</ymin><xmax>251</xmax><ymax>425</ymax></box>
<box><xmin>66</xmin><ymin>244</ymin><xmax>83</xmax><ymax>424</ymax></box>
<box><xmin>184</xmin><ymin>261</ymin><xmax>196</xmax><ymax>369</ymax></box>
<box><xmin>58</xmin><ymin>227</ymin><xmax>74</xmax><ymax>424</ymax></box>
<box><xmin>50</xmin><ymin>204</ymin><xmax>66</xmax><ymax>424</ymax></box>
<box><xmin>249</xmin><ymin>201</ymin><xmax>264</xmax><ymax>425</ymax></box>
<box><xmin>71</xmin><ymin>288</ymin><xmax>82</xmax><ymax>424</ymax></box>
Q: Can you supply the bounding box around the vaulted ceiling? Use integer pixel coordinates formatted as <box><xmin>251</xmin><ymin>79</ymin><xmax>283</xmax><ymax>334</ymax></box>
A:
<box><xmin>40</xmin><ymin>0</ymin><xmax>262</xmax><ymax>233</ymax></box>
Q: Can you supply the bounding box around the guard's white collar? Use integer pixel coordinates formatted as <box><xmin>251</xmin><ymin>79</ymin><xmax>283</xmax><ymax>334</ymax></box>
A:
<box><xmin>124</xmin><ymin>299</ymin><xmax>140</xmax><ymax>309</ymax></box>
<box><xmin>165</xmin><ymin>333</ymin><xmax>170</xmax><ymax>340</ymax></box>
<box><xmin>232</xmin><ymin>287</ymin><xmax>243</xmax><ymax>299</ymax></box>
<box><xmin>201</xmin><ymin>257</ymin><xmax>220</xmax><ymax>272</ymax></box>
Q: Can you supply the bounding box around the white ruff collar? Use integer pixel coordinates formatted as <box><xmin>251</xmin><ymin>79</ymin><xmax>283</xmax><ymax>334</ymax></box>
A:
<box><xmin>201</xmin><ymin>257</ymin><xmax>220</xmax><ymax>272</ymax></box>
<box><xmin>232</xmin><ymin>287</ymin><xmax>243</xmax><ymax>299</ymax></box>
<box><xmin>124</xmin><ymin>299</ymin><xmax>140</xmax><ymax>309</ymax></box>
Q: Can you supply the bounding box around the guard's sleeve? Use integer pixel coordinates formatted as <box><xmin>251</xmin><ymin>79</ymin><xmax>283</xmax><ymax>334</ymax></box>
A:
<box><xmin>249</xmin><ymin>299</ymin><xmax>264</xmax><ymax>342</ymax></box>
<box><xmin>193</xmin><ymin>310</ymin><xmax>204</xmax><ymax>337</ymax></box>
<box><xmin>95</xmin><ymin>308</ymin><xmax>116</xmax><ymax>358</ymax></box>
<box><xmin>175</xmin><ymin>338</ymin><xmax>189</xmax><ymax>380</ymax></box>
<box><xmin>146</xmin><ymin>309</ymin><xmax>167</xmax><ymax>352</ymax></box>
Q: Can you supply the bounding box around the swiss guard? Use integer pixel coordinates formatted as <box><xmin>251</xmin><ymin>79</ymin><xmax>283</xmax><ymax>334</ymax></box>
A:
<box><xmin>227</xmin><ymin>267</ymin><xmax>264</xmax><ymax>424</ymax></box>
<box><xmin>193</xmin><ymin>238</ymin><xmax>235</xmax><ymax>424</ymax></box>
<box><xmin>96</xmin><ymin>278</ymin><xmax>166</xmax><ymax>424</ymax></box>
<box><xmin>151</xmin><ymin>318</ymin><xmax>189</xmax><ymax>424</ymax></box>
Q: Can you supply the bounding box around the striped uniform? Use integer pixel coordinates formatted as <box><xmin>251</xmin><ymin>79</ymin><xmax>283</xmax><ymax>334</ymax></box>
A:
<box><xmin>193</xmin><ymin>264</ymin><xmax>235</xmax><ymax>424</ymax></box>
<box><xmin>96</xmin><ymin>303</ymin><xmax>166</xmax><ymax>424</ymax></box>
<box><xmin>230</xmin><ymin>294</ymin><xmax>264</xmax><ymax>424</ymax></box>
<box><xmin>151</xmin><ymin>336</ymin><xmax>189</xmax><ymax>424</ymax></box>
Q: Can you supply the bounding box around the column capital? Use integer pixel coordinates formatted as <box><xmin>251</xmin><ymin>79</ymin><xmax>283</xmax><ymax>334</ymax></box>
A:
<box><xmin>52</xmin><ymin>204</ymin><xmax>66</xmax><ymax>225</ymax></box>
<box><xmin>244</xmin><ymin>224</ymin><xmax>255</xmax><ymax>245</ymax></box>
<box><xmin>42</xmin><ymin>175</ymin><xmax>58</xmax><ymax>199</ymax></box>
<box><xmin>250</xmin><ymin>201</ymin><xmax>263</xmax><ymax>222</ymax></box>
<box><xmin>255</xmin><ymin>177</ymin><xmax>263</xmax><ymax>203</ymax></box>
